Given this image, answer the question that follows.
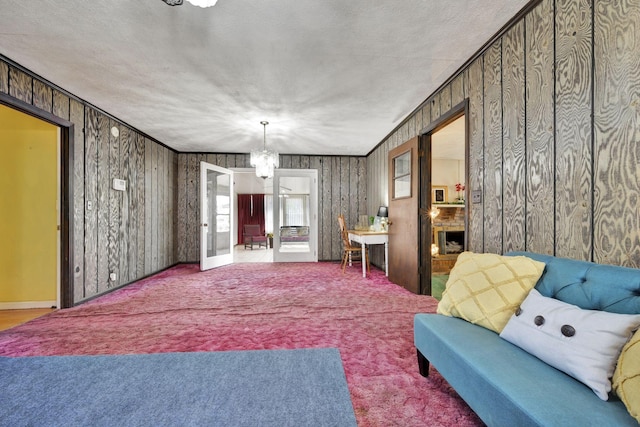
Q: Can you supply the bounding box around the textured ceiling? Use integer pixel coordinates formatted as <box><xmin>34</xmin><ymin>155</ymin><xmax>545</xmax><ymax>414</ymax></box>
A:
<box><xmin>0</xmin><ymin>0</ymin><xmax>528</xmax><ymax>156</ymax></box>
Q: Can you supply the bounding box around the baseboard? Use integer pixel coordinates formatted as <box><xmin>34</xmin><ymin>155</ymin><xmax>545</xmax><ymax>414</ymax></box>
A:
<box><xmin>74</xmin><ymin>263</ymin><xmax>182</xmax><ymax>306</ymax></box>
<box><xmin>0</xmin><ymin>301</ymin><xmax>57</xmax><ymax>310</ymax></box>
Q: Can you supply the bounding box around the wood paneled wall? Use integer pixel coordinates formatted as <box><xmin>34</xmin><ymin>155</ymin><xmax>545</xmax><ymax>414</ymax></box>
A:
<box><xmin>4</xmin><ymin>0</ymin><xmax>637</xmax><ymax>303</ymax></box>
<box><xmin>0</xmin><ymin>58</ymin><xmax>177</xmax><ymax>304</ymax></box>
<box><xmin>367</xmin><ymin>0</ymin><xmax>640</xmax><ymax>267</ymax></box>
<box><xmin>175</xmin><ymin>154</ymin><xmax>367</xmax><ymax>262</ymax></box>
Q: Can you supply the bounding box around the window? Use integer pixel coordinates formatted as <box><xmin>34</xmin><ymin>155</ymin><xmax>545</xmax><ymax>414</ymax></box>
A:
<box><xmin>280</xmin><ymin>195</ymin><xmax>309</xmax><ymax>226</ymax></box>
<box><xmin>392</xmin><ymin>150</ymin><xmax>411</xmax><ymax>199</ymax></box>
<box><xmin>265</xmin><ymin>194</ymin><xmax>310</xmax><ymax>233</ymax></box>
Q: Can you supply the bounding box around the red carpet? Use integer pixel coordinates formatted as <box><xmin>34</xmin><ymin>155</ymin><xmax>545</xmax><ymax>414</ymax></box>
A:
<box><xmin>0</xmin><ymin>262</ymin><xmax>482</xmax><ymax>427</ymax></box>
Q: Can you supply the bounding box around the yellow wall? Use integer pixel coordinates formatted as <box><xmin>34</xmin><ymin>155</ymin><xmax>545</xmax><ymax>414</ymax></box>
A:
<box><xmin>0</xmin><ymin>105</ymin><xmax>58</xmax><ymax>304</ymax></box>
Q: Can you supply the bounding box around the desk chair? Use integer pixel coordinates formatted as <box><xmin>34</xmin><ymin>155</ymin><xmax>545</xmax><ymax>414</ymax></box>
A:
<box><xmin>337</xmin><ymin>215</ymin><xmax>369</xmax><ymax>273</ymax></box>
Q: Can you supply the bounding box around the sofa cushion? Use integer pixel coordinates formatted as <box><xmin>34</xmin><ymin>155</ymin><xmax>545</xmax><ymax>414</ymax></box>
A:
<box><xmin>613</xmin><ymin>329</ymin><xmax>640</xmax><ymax>422</ymax></box>
<box><xmin>506</xmin><ymin>252</ymin><xmax>640</xmax><ymax>314</ymax></box>
<box><xmin>500</xmin><ymin>289</ymin><xmax>640</xmax><ymax>400</ymax></box>
<box><xmin>437</xmin><ymin>252</ymin><xmax>545</xmax><ymax>333</ymax></box>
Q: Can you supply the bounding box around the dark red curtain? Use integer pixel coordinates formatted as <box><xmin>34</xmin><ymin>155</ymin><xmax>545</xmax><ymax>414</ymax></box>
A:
<box><xmin>237</xmin><ymin>194</ymin><xmax>265</xmax><ymax>244</ymax></box>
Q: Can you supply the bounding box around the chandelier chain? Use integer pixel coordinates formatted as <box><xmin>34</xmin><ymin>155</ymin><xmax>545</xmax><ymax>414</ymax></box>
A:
<box><xmin>261</xmin><ymin>121</ymin><xmax>269</xmax><ymax>150</ymax></box>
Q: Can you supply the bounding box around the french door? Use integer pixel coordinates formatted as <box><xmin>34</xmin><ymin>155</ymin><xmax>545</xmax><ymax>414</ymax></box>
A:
<box><xmin>272</xmin><ymin>169</ymin><xmax>318</xmax><ymax>262</ymax></box>
<box><xmin>200</xmin><ymin>162</ymin><xmax>234</xmax><ymax>270</ymax></box>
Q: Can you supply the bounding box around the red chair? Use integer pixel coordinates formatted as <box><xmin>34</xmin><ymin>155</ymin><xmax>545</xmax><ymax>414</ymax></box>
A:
<box><xmin>243</xmin><ymin>224</ymin><xmax>268</xmax><ymax>250</ymax></box>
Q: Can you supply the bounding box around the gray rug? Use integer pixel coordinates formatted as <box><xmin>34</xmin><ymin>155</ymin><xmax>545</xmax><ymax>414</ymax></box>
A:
<box><xmin>0</xmin><ymin>348</ymin><xmax>356</xmax><ymax>427</ymax></box>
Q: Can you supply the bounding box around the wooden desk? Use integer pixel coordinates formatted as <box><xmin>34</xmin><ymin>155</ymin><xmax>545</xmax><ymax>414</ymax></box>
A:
<box><xmin>347</xmin><ymin>230</ymin><xmax>389</xmax><ymax>278</ymax></box>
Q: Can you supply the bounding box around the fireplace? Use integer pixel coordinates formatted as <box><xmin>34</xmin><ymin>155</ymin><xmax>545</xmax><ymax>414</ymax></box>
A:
<box><xmin>434</xmin><ymin>227</ymin><xmax>465</xmax><ymax>255</ymax></box>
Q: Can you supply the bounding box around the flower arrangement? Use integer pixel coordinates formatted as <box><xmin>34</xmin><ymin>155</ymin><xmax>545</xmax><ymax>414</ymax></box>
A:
<box><xmin>455</xmin><ymin>183</ymin><xmax>465</xmax><ymax>202</ymax></box>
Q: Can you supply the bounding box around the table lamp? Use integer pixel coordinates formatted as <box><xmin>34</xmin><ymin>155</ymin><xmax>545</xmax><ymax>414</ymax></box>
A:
<box><xmin>377</xmin><ymin>206</ymin><xmax>389</xmax><ymax>231</ymax></box>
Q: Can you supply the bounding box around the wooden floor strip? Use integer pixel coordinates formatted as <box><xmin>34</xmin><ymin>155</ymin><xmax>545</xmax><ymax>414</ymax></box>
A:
<box><xmin>0</xmin><ymin>308</ymin><xmax>55</xmax><ymax>332</ymax></box>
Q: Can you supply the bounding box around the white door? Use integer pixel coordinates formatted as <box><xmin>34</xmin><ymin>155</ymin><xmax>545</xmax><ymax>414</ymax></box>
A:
<box><xmin>200</xmin><ymin>161</ymin><xmax>234</xmax><ymax>270</ymax></box>
<box><xmin>273</xmin><ymin>169</ymin><xmax>318</xmax><ymax>262</ymax></box>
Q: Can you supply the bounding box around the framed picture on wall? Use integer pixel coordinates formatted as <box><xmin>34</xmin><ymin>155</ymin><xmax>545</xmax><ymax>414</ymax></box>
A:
<box><xmin>432</xmin><ymin>186</ymin><xmax>448</xmax><ymax>204</ymax></box>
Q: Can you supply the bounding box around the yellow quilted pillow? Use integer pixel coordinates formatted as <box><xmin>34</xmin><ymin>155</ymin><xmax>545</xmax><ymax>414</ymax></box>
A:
<box><xmin>437</xmin><ymin>252</ymin><xmax>545</xmax><ymax>333</ymax></box>
<box><xmin>613</xmin><ymin>329</ymin><xmax>640</xmax><ymax>422</ymax></box>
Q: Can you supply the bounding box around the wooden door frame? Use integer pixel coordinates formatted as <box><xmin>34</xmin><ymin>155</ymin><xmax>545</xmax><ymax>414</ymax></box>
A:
<box><xmin>418</xmin><ymin>99</ymin><xmax>469</xmax><ymax>295</ymax></box>
<box><xmin>0</xmin><ymin>93</ymin><xmax>75</xmax><ymax>308</ymax></box>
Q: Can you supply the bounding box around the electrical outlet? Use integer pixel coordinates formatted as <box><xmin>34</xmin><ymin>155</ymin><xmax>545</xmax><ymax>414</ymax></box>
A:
<box><xmin>471</xmin><ymin>190</ymin><xmax>482</xmax><ymax>204</ymax></box>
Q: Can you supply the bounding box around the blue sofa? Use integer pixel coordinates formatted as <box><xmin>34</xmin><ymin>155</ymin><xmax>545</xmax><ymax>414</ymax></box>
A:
<box><xmin>414</xmin><ymin>252</ymin><xmax>640</xmax><ymax>426</ymax></box>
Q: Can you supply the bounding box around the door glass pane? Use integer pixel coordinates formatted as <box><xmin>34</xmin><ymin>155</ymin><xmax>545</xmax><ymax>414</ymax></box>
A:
<box><xmin>394</xmin><ymin>151</ymin><xmax>411</xmax><ymax>177</ymax></box>
<box><xmin>278</xmin><ymin>176</ymin><xmax>311</xmax><ymax>253</ymax></box>
<box><xmin>207</xmin><ymin>170</ymin><xmax>231</xmax><ymax>257</ymax></box>
<box><xmin>393</xmin><ymin>150</ymin><xmax>412</xmax><ymax>199</ymax></box>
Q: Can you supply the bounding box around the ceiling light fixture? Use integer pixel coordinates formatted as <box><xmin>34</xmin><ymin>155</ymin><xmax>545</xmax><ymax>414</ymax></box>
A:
<box><xmin>161</xmin><ymin>0</ymin><xmax>218</xmax><ymax>7</ymax></box>
<box><xmin>250</xmin><ymin>121</ymin><xmax>279</xmax><ymax>180</ymax></box>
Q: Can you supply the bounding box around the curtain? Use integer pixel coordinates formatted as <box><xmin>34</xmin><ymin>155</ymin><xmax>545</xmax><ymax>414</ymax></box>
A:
<box><xmin>237</xmin><ymin>194</ymin><xmax>266</xmax><ymax>244</ymax></box>
<box><xmin>265</xmin><ymin>195</ymin><xmax>274</xmax><ymax>234</ymax></box>
<box><xmin>279</xmin><ymin>195</ymin><xmax>310</xmax><ymax>226</ymax></box>
<box><xmin>252</xmin><ymin>194</ymin><xmax>265</xmax><ymax>234</ymax></box>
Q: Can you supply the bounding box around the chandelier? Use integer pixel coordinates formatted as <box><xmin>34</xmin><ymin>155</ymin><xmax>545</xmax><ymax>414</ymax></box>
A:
<box><xmin>161</xmin><ymin>0</ymin><xmax>218</xmax><ymax>7</ymax></box>
<box><xmin>250</xmin><ymin>121</ymin><xmax>279</xmax><ymax>179</ymax></box>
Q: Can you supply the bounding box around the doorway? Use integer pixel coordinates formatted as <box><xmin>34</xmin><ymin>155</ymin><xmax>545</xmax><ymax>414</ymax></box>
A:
<box><xmin>231</xmin><ymin>168</ymin><xmax>274</xmax><ymax>263</ymax></box>
<box><xmin>0</xmin><ymin>97</ymin><xmax>73</xmax><ymax>310</ymax></box>
<box><xmin>419</xmin><ymin>102</ymin><xmax>468</xmax><ymax>297</ymax></box>
<box><xmin>231</xmin><ymin>168</ymin><xmax>318</xmax><ymax>263</ymax></box>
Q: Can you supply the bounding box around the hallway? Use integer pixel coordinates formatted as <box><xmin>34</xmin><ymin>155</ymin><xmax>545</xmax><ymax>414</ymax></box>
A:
<box><xmin>233</xmin><ymin>245</ymin><xmax>273</xmax><ymax>263</ymax></box>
